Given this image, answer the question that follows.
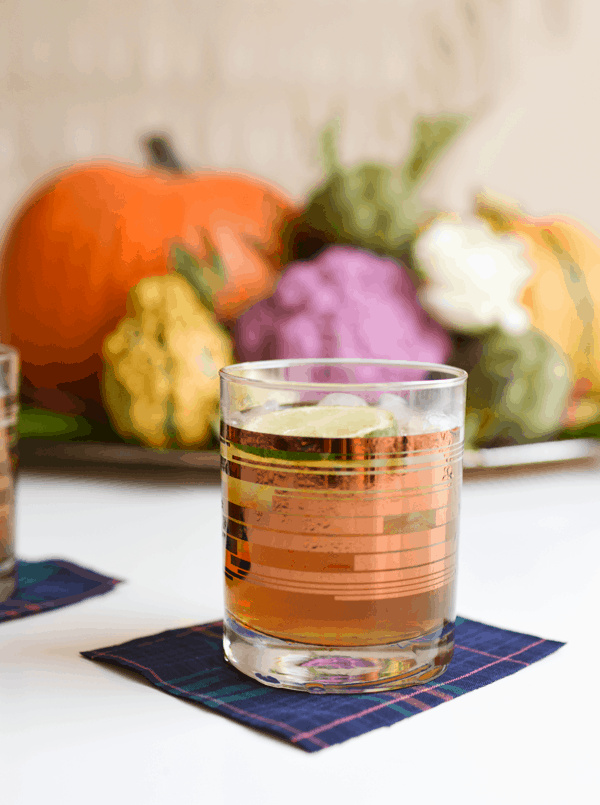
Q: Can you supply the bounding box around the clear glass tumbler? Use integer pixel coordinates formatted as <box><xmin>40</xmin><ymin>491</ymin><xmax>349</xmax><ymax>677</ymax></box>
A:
<box><xmin>0</xmin><ymin>345</ymin><xmax>19</xmax><ymax>602</ymax></box>
<box><xmin>220</xmin><ymin>359</ymin><xmax>467</xmax><ymax>693</ymax></box>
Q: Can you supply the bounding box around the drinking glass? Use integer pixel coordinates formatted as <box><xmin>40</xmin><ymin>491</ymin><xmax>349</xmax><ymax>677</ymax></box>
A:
<box><xmin>220</xmin><ymin>359</ymin><xmax>467</xmax><ymax>693</ymax></box>
<box><xmin>0</xmin><ymin>345</ymin><xmax>19</xmax><ymax>602</ymax></box>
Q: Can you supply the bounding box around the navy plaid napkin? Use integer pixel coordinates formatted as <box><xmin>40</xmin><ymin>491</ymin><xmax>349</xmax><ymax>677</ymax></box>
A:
<box><xmin>0</xmin><ymin>559</ymin><xmax>121</xmax><ymax>621</ymax></box>
<box><xmin>82</xmin><ymin>617</ymin><xmax>564</xmax><ymax>752</ymax></box>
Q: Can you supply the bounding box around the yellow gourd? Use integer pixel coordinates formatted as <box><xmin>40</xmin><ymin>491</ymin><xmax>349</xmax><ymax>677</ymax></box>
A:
<box><xmin>102</xmin><ymin>273</ymin><xmax>233</xmax><ymax>448</ymax></box>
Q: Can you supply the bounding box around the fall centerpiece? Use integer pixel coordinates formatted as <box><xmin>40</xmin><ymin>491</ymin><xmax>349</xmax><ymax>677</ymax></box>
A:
<box><xmin>4</xmin><ymin>120</ymin><xmax>600</xmax><ymax>458</ymax></box>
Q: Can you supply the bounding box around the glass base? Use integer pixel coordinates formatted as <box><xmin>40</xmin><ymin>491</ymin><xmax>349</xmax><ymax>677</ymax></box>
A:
<box><xmin>223</xmin><ymin>615</ymin><xmax>455</xmax><ymax>694</ymax></box>
<box><xmin>0</xmin><ymin>558</ymin><xmax>17</xmax><ymax>602</ymax></box>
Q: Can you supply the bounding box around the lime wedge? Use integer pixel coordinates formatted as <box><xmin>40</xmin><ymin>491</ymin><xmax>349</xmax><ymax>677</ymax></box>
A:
<box><xmin>243</xmin><ymin>405</ymin><xmax>397</xmax><ymax>438</ymax></box>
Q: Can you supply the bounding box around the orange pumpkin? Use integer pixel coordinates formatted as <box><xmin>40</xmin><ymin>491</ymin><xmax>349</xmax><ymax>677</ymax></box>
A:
<box><xmin>0</xmin><ymin>136</ymin><xmax>296</xmax><ymax>404</ymax></box>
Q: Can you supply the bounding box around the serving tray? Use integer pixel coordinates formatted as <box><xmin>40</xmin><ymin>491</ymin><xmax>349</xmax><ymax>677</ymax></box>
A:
<box><xmin>18</xmin><ymin>437</ymin><xmax>600</xmax><ymax>474</ymax></box>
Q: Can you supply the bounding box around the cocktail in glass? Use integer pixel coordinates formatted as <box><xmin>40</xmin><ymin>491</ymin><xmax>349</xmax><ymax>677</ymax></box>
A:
<box><xmin>220</xmin><ymin>359</ymin><xmax>467</xmax><ymax>693</ymax></box>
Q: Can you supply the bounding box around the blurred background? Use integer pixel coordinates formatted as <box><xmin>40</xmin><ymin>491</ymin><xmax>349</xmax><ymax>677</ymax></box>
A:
<box><xmin>0</xmin><ymin>0</ymin><xmax>592</xmax><ymax>223</ymax></box>
<box><xmin>2</xmin><ymin>0</ymin><xmax>600</xmax><ymax>461</ymax></box>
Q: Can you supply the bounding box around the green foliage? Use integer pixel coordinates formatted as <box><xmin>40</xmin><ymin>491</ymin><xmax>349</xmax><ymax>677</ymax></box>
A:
<box><xmin>558</xmin><ymin>421</ymin><xmax>600</xmax><ymax>441</ymax></box>
<box><xmin>171</xmin><ymin>245</ymin><xmax>232</xmax><ymax>348</ymax></box>
<box><xmin>400</xmin><ymin>116</ymin><xmax>468</xmax><ymax>190</ymax></box>
<box><xmin>283</xmin><ymin>114</ymin><xmax>468</xmax><ymax>265</ymax></box>
<box><xmin>18</xmin><ymin>407</ymin><xmax>94</xmax><ymax>440</ymax></box>
<box><xmin>17</xmin><ymin>406</ymin><xmax>129</xmax><ymax>443</ymax></box>
<box><xmin>171</xmin><ymin>245</ymin><xmax>226</xmax><ymax>314</ymax></box>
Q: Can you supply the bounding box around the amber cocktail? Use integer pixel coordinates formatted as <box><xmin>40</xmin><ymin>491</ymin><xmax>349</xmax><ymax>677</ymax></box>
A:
<box><xmin>220</xmin><ymin>360</ymin><xmax>466</xmax><ymax>693</ymax></box>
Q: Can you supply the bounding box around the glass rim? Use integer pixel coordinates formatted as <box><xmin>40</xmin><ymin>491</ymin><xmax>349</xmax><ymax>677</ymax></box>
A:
<box><xmin>220</xmin><ymin>358</ymin><xmax>467</xmax><ymax>391</ymax></box>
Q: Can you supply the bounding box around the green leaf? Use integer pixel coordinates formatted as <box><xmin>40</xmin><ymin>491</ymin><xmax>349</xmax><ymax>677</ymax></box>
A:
<box><xmin>171</xmin><ymin>245</ymin><xmax>226</xmax><ymax>313</ymax></box>
<box><xmin>400</xmin><ymin>115</ymin><xmax>468</xmax><ymax>191</ymax></box>
<box><xmin>283</xmin><ymin>114</ymin><xmax>468</xmax><ymax>266</ymax></box>
<box><xmin>18</xmin><ymin>408</ymin><xmax>94</xmax><ymax>440</ymax></box>
<box><xmin>319</xmin><ymin>119</ymin><xmax>341</xmax><ymax>176</ymax></box>
<box><xmin>558</xmin><ymin>421</ymin><xmax>600</xmax><ymax>440</ymax></box>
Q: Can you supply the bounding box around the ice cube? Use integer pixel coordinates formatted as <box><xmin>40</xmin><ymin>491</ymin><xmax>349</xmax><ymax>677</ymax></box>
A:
<box><xmin>378</xmin><ymin>394</ymin><xmax>460</xmax><ymax>435</ymax></box>
<box><xmin>410</xmin><ymin>412</ymin><xmax>460</xmax><ymax>435</ymax></box>
<box><xmin>261</xmin><ymin>398</ymin><xmax>281</xmax><ymax>412</ymax></box>
<box><xmin>229</xmin><ymin>397</ymin><xmax>286</xmax><ymax>428</ymax></box>
<box><xmin>377</xmin><ymin>393</ymin><xmax>420</xmax><ymax>431</ymax></box>
<box><xmin>317</xmin><ymin>393</ymin><xmax>368</xmax><ymax>407</ymax></box>
<box><xmin>242</xmin><ymin>398</ymin><xmax>283</xmax><ymax>422</ymax></box>
<box><xmin>377</xmin><ymin>393</ymin><xmax>409</xmax><ymax>415</ymax></box>
<box><xmin>402</xmin><ymin>415</ymin><xmax>430</xmax><ymax>435</ymax></box>
<box><xmin>228</xmin><ymin>414</ymin><xmax>244</xmax><ymax>427</ymax></box>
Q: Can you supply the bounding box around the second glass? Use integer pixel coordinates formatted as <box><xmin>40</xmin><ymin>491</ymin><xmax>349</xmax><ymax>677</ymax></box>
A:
<box><xmin>0</xmin><ymin>345</ymin><xmax>19</xmax><ymax>602</ymax></box>
<box><xmin>220</xmin><ymin>359</ymin><xmax>467</xmax><ymax>693</ymax></box>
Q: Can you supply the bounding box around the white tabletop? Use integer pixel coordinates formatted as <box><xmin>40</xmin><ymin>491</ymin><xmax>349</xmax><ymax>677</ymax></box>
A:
<box><xmin>3</xmin><ymin>460</ymin><xmax>598</xmax><ymax>804</ymax></box>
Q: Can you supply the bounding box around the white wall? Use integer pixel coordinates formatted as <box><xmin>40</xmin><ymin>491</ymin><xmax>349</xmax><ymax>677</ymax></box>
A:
<box><xmin>425</xmin><ymin>0</ymin><xmax>600</xmax><ymax>230</ymax></box>
<box><xmin>0</xmin><ymin>0</ymin><xmax>596</xmax><ymax>234</ymax></box>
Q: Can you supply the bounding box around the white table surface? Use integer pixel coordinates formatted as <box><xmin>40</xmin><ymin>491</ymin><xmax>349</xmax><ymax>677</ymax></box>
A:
<box><xmin>2</xmin><ymin>460</ymin><xmax>598</xmax><ymax>804</ymax></box>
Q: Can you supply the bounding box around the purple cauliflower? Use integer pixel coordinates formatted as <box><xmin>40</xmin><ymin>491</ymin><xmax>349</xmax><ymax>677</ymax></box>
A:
<box><xmin>235</xmin><ymin>246</ymin><xmax>451</xmax><ymax>382</ymax></box>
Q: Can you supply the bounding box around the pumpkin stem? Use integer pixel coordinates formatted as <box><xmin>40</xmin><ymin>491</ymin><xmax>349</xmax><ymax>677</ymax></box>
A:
<box><xmin>142</xmin><ymin>134</ymin><xmax>186</xmax><ymax>173</ymax></box>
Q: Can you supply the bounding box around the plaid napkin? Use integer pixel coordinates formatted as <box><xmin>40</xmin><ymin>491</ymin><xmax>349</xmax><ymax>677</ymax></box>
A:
<box><xmin>0</xmin><ymin>559</ymin><xmax>121</xmax><ymax>621</ymax></box>
<box><xmin>82</xmin><ymin>617</ymin><xmax>564</xmax><ymax>752</ymax></box>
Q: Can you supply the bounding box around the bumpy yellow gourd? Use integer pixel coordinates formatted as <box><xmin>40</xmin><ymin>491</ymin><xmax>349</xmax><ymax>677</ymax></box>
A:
<box><xmin>102</xmin><ymin>273</ymin><xmax>233</xmax><ymax>448</ymax></box>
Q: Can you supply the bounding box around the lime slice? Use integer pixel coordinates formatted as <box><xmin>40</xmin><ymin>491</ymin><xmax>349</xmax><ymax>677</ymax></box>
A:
<box><xmin>243</xmin><ymin>405</ymin><xmax>397</xmax><ymax>438</ymax></box>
